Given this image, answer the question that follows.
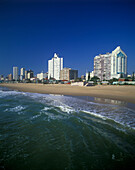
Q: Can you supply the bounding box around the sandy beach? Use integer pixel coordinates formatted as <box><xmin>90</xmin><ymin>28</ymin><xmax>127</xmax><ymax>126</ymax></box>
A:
<box><xmin>1</xmin><ymin>83</ymin><xmax>135</xmax><ymax>104</ymax></box>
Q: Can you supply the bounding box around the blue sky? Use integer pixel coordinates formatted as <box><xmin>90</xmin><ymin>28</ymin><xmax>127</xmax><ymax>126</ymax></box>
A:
<box><xmin>0</xmin><ymin>0</ymin><xmax>135</xmax><ymax>76</ymax></box>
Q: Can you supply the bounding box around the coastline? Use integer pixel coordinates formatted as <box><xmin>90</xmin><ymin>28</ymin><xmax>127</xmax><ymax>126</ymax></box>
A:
<box><xmin>1</xmin><ymin>83</ymin><xmax>135</xmax><ymax>104</ymax></box>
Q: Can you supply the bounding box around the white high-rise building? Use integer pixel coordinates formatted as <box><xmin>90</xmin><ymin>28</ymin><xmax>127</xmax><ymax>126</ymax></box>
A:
<box><xmin>20</xmin><ymin>68</ymin><xmax>25</xmax><ymax>80</ymax></box>
<box><xmin>93</xmin><ymin>46</ymin><xmax>127</xmax><ymax>80</ymax></box>
<box><xmin>94</xmin><ymin>53</ymin><xmax>112</xmax><ymax>81</ymax></box>
<box><xmin>13</xmin><ymin>67</ymin><xmax>18</xmax><ymax>81</ymax></box>
<box><xmin>111</xmin><ymin>46</ymin><xmax>127</xmax><ymax>79</ymax></box>
<box><xmin>48</xmin><ymin>53</ymin><xmax>63</xmax><ymax>80</ymax></box>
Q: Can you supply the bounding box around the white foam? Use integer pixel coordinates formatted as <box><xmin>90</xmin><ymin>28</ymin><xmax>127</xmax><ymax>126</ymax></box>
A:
<box><xmin>58</xmin><ymin>105</ymin><xmax>75</xmax><ymax>114</ymax></box>
<box><xmin>30</xmin><ymin>114</ymin><xmax>41</xmax><ymax>120</ymax></box>
<box><xmin>4</xmin><ymin>105</ymin><xmax>25</xmax><ymax>113</ymax></box>
<box><xmin>43</xmin><ymin>111</ymin><xmax>66</xmax><ymax>121</ymax></box>
<box><xmin>1</xmin><ymin>88</ymin><xmax>135</xmax><ymax>129</ymax></box>
<box><xmin>81</xmin><ymin>110</ymin><xmax>107</xmax><ymax>120</ymax></box>
<box><xmin>41</xmin><ymin>107</ymin><xmax>51</xmax><ymax>111</ymax></box>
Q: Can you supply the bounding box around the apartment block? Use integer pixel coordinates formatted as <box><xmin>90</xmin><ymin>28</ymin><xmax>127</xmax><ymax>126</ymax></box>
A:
<box><xmin>48</xmin><ymin>53</ymin><xmax>63</xmax><ymax>80</ymax></box>
<box><xmin>94</xmin><ymin>46</ymin><xmax>127</xmax><ymax>80</ymax></box>
<box><xmin>60</xmin><ymin>68</ymin><xmax>78</xmax><ymax>81</ymax></box>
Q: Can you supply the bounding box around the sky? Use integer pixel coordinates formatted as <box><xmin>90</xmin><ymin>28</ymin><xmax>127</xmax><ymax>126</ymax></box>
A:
<box><xmin>0</xmin><ymin>0</ymin><xmax>135</xmax><ymax>76</ymax></box>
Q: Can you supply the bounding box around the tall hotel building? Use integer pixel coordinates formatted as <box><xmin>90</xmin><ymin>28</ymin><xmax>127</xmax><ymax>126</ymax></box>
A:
<box><xmin>111</xmin><ymin>46</ymin><xmax>127</xmax><ymax>79</ymax></box>
<box><xmin>94</xmin><ymin>53</ymin><xmax>112</xmax><ymax>81</ymax></box>
<box><xmin>13</xmin><ymin>67</ymin><xmax>19</xmax><ymax>81</ymax></box>
<box><xmin>48</xmin><ymin>53</ymin><xmax>63</xmax><ymax>80</ymax></box>
<box><xmin>20</xmin><ymin>68</ymin><xmax>25</xmax><ymax>80</ymax></box>
<box><xmin>94</xmin><ymin>46</ymin><xmax>127</xmax><ymax>80</ymax></box>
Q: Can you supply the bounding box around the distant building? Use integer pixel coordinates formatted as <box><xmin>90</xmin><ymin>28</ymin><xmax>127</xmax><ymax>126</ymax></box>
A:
<box><xmin>94</xmin><ymin>53</ymin><xmax>111</xmax><ymax>81</ymax></box>
<box><xmin>86</xmin><ymin>71</ymin><xmax>94</xmax><ymax>81</ymax></box>
<box><xmin>90</xmin><ymin>71</ymin><xmax>94</xmax><ymax>78</ymax></box>
<box><xmin>111</xmin><ymin>46</ymin><xmax>127</xmax><ymax>79</ymax></box>
<box><xmin>48</xmin><ymin>53</ymin><xmax>63</xmax><ymax>80</ymax></box>
<box><xmin>25</xmin><ymin>70</ymin><xmax>28</xmax><ymax>79</ymax></box>
<box><xmin>27</xmin><ymin>70</ymin><xmax>34</xmax><ymax>79</ymax></box>
<box><xmin>13</xmin><ymin>67</ymin><xmax>18</xmax><ymax>81</ymax></box>
<box><xmin>20</xmin><ymin>68</ymin><xmax>25</xmax><ymax>80</ymax></box>
<box><xmin>81</xmin><ymin>75</ymin><xmax>85</xmax><ymax>80</ymax></box>
<box><xmin>37</xmin><ymin>72</ymin><xmax>48</xmax><ymax>80</ymax></box>
<box><xmin>60</xmin><ymin>68</ymin><xmax>78</xmax><ymax>81</ymax></box>
<box><xmin>0</xmin><ymin>75</ymin><xmax>4</xmax><ymax>80</ymax></box>
<box><xmin>8</xmin><ymin>74</ymin><xmax>13</xmax><ymax>81</ymax></box>
<box><xmin>93</xmin><ymin>46</ymin><xmax>127</xmax><ymax>80</ymax></box>
<box><xmin>127</xmin><ymin>75</ymin><xmax>131</xmax><ymax>78</ymax></box>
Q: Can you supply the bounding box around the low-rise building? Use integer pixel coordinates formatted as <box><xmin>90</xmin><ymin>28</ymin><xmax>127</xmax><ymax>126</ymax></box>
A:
<box><xmin>60</xmin><ymin>68</ymin><xmax>78</xmax><ymax>81</ymax></box>
<box><xmin>8</xmin><ymin>74</ymin><xmax>13</xmax><ymax>81</ymax></box>
<box><xmin>37</xmin><ymin>72</ymin><xmax>48</xmax><ymax>80</ymax></box>
<box><xmin>86</xmin><ymin>71</ymin><xmax>94</xmax><ymax>81</ymax></box>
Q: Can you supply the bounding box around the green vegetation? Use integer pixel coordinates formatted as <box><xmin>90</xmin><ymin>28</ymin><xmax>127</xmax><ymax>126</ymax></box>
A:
<box><xmin>91</xmin><ymin>76</ymin><xmax>100</xmax><ymax>85</ymax></box>
<box><xmin>108</xmin><ymin>78</ymin><xmax>118</xmax><ymax>85</ymax></box>
<box><xmin>132</xmin><ymin>72</ymin><xmax>135</xmax><ymax>81</ymax></box>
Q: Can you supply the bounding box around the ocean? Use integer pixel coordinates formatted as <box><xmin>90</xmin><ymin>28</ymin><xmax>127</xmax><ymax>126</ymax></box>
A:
<box><xmin>0</xmin><ymin>86</ymin><xmax>135</xmax><ymax>170</ymax></box>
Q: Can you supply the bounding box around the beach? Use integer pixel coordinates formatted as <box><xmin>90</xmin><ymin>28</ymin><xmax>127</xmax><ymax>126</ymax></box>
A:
<box><xmin>0</xmin><ymin>83</ymin><xmax>135</xmax><ymax>104</ymax></box>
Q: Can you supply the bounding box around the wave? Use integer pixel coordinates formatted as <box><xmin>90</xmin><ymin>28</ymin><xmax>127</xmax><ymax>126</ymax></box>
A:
<box><xmin>4</xmin><ymin>105</ymin><xmax>26</xmax><ymax>114</ymax></box>
<box><xmin>1</xmin><ymin>88</ymin><xmax>135</xmax><ymax>129</ymax></box>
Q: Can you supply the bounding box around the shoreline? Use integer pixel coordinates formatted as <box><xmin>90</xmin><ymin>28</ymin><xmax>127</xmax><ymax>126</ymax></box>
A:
<box><xmin>1</xmin><ymin>83</ymin><xmax>135</xmax><ymax>104</ymax></box>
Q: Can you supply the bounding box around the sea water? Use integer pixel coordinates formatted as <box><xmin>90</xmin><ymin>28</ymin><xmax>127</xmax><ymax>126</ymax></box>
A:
<box><xmin>0</xmin><ymin>86</ymin><xmax>135</xmax><ymax>170</ymax></box>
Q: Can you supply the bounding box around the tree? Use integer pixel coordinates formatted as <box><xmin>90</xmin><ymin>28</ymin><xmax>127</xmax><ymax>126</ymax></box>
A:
<box><xmin>88</xmin><ymin>72</ymin><xmax>90</xmax><ymax>81</ymax></box>
<box><xmin>132</xmin><ymin>72</ymin><xmax>135</xmax><ymax>81</ymax></box>
<box><xmin>108</xmin><ymin>78</ymin><xmax>118</xmax><ymax>84</ymax></box>
<box><xmin>91</xmin><ymin>76</ymin><xmax>100</xmax><ymax>82</ymax></box>
<box><xmin>120</xmin><ymin>73</ymin><xmax>124</xmax><ymax>78</ymax></box>
<box><xmin>103</xmin><ymin>74</ymin><xmax>106</xmax><ymax>81</ymax></box>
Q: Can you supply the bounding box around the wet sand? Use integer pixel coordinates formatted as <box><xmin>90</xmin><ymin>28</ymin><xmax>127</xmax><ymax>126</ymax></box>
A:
<box><xmin>1</xmin><ymin>83</ymin><xmax>135</xmax><ymax>104</ymax></box>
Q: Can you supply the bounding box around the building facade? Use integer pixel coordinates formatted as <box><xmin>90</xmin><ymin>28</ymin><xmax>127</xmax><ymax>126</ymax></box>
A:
<box><xmin>37</xmin><ymin>72</ymin><xmax>48</xmax><ymax>80</ymax></box>
<box><xmin>111</xmin><ymin>46</ymin><xmax>127</xmax><ymax>79</ymax></box>
<box><xmin>94</xmin><ymin>46</ymin><xmax>127</xmax><ymax>80</ymax></box>
<box><xmin>8</xmin><ymin>74</ymin><xmax>13</xmax><ymax>81</ymax></box>
<box><xmin>13</xmin><ymin>67</ymin><xmax>18</xmax><ymax>81</ymax></box>
<box><xmin>48</xmin><ymin>53</ymin><xmax>63</xmax><ymax>80</ymax></box>
<box><xmin>25</xmin><ymin>70</ymin><xmax>28</xmax><ymax>79</ymax></box>
<box><xmin>20</xmin><ymin>68</ymin><xmax>25</xmax><ymax>80</ymax></box>
<box><xmin>86</xmin><ymin>71</ymin><xmax>94</xmax><ymax>81</ymax></box>
<box><xmin>94</xmin><ymin>53</ymin><xmax>111</xmax><ymax>81</ymax></box>
<box><xmin>27</xmin><ymin>70</ymin><xmax>34</xmax><ymax>79</ymax></box>
<box><xmin>0</xmin><ymin>75</ymin><xmax>4</xmax><ymax>81</ymax></box>
<box><xmin>60</xmin><ymin>68</ymin><xmax>78</xmax><ymax>81</ymax></box>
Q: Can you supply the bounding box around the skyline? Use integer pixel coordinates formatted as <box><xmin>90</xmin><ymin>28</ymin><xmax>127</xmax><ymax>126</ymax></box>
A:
<box><xmin>0</xmin><ymin>0</ymin><xmax>135</xmax><ymax>76</ymax></box>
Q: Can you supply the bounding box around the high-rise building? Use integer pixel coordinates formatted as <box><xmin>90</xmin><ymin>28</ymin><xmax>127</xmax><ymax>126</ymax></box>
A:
<box><xmin>27</xmin><ymin>69</ymin><xmax>34</xmax><ymax>79</ymax></box>
<box><xmin>13</xmin><ymin>67</ymin><xmax>18</xmax><ymax>81</ymax></box>
<box><xmin>60</xmin><ymin>68</ymin><xmax>78</xmax><ymax>81</ymax></box>
<box><xmin>94</xmin><ymin>46</ymin><xmax>127</xmax><ymax>80</ymax></box>
<box><xmin>8</xmin><ymin>74</ymin><xmax>13</xmax><ymax>81</ymax></box>
<box><xmin>20</xmin><ymin>68</ymin><xmax>25</xmax><ymax>80</ymax></box>
<box><xmin>94</xmin><ymin>53</ymin><xmax>111</xmax><ymax>81</ymax></box>
<box><xmin>25</xmin><ymin>70</ymin><xmax>28</xmax><ymax>79</ymax></box>
<box><xmin>111</xmin><ymin>46</ymin><xmax>127</xmax><ymax>79</ymax></box>
<box><xmin>48</xmin><ymin>53</ymin><xmax>63</xmax><ymax>80</ymax></box>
